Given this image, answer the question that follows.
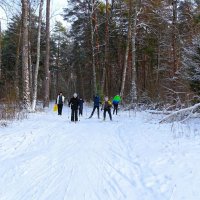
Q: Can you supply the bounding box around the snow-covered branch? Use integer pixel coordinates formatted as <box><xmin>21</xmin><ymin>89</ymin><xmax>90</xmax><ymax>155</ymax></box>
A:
<box><xmin>160</xmin><ymin>103</ymin><xmax>200</xmax><ymax>123</ymax></box>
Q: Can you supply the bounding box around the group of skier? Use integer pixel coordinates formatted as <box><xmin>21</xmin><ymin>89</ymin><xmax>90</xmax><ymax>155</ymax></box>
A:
<box><xmin>55</xmin><ymin>92</ymin><xmax>121</xmax><ymax>123</ymax></box>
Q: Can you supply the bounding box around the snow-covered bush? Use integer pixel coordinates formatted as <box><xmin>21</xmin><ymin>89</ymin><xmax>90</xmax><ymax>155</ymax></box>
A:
<box><xmin>182</xmin><ymin>36</ymin><xmax>200</xmax><ymax>97</ymax></box>
<box><xmin>0</xmin><ymin>102</ymin><xmax>28</xmax><ymax>126</ymax></box>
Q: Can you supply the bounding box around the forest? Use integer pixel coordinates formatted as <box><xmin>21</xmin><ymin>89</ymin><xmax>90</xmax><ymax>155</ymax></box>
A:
<box><xmin>0</xmin><ymin>0</ymin><xmax>200</xmax><ymax>120</ymax></box>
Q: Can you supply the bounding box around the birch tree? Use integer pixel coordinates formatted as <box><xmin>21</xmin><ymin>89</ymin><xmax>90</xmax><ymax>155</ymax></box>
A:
<box><xmin>120</xmin><ymin>0</ymin><xmax>132</xmax><ymax>99</ymax></box>
<box><xmin>21</xmin><ymin>0</ymin><xmax>31</xmax><ymax>110</ymax></box>
<box><xmin>90</xmin><ymin>0</ymin><xmax>97</xmax><ymax>95</ymax></box>
<box><xmin>130</xmin><ymin>0</ymin><xmax>138</xmax><ymax>103</ymax></box>
<box><xmin>0</xmin><ymin>20</ymin><xmax>2</xmax><ymax>80</ymax></box>
<box><xmin>32</xmin><ymin>0</ymin><xmax>44</xmax><ymax>111</ymax></box>
<box><xmin>101</xmin><ymin>0</ymin><xmax>110</xmax><ymax>94</ymax></box>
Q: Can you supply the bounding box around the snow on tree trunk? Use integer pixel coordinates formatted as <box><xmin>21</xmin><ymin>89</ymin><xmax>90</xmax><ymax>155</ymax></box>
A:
<box><xmin>172</xmin><ymin>0</ymin><xmax>178</xmax><ymax>77</ymax></box>
<box><xmin>21</xmin><ymin>0</ymin><xmax>31</xmax><ymax>111</ymax></box>
<box><xmin>44</xmin><ymin>0</ymin><xmax>50</xmax><ymax>108</ymax></box>
<box><xmin>90</xmin><ymin>0</ymin><xmax>97</xmax><ymax>95</ymax></box>
<box><xmin>130</xmin><ymin>0</ymin><xmax>138</xmax><ymax>104</ymax></box>
<box><xmin>32</xmin><ymin>0</ymin><xmax>44</xmax><ymax>111</ymax></box>
<box><xmin>120</xmin><ymin>0</ymin><xmax>132</xmax><ymax>99</ymax></box>
<box><xmin>28</xmin><ymin>41</ymin><xmax>33</xmax><ymax>99</ymax></box>
<box><xmin>0</xmin><ymin>21</ymin><xmax>2</xmax><ymax>80</ymax></box>
<box><xmin>101</xmin><ymin>0</ymin><xmax>109</xmax><ymax>95</ymax></box>
<box><xmin>56</xmin><ymin>33</ymin><xmax>61</xmax><ymax>95</ymax></box>
<box><xmin>160</xmin><ymin>103</ymin><xmax>200</xmax><ymax>123</ymax></box>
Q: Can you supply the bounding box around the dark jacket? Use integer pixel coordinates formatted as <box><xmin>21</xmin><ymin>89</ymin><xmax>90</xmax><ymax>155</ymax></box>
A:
<box><xmin>79</xmin><ymin>98</ymin><xmax>84</xmax><ymax>108</ymax></box>
<box><xmin>69</xmin><ymin>97</ymin><xmax>79</xmax><ymax>110</ymax></box>
<box><xmin>56</xmin><ymin>95</ymin><xmax>65</xmax><ymax>104</ymax></box>
<box><xmin>57</xmin><ymin>95</ymin><xmax>64</xmax><ymax>104</ymax></box>
<box><xmin>102</xmin><ymin>100</ymin><xmax>112</xmax><ymax>110</ymax></box>
<box><xmin>93</xmin><ymin>96</ymin><xmax>100</xmax><ymax>107</ymax></box>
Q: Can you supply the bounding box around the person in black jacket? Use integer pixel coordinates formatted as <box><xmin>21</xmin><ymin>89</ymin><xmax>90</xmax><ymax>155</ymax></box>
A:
<box><xmin>78</xmin><ymin>97</ymin><xmax>84</xmax><ymax>116</ymax></box>
<box><xmin>68</xmin><ymin>93</ymin><xmax>79</xmax><ymax>122</ymax></box>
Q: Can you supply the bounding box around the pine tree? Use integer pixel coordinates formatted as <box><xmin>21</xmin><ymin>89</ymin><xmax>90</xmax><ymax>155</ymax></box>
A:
<box><xmin>43</xmin><ymin>0</ymin><xmax>50</xmax><ymax>108</ymax></box>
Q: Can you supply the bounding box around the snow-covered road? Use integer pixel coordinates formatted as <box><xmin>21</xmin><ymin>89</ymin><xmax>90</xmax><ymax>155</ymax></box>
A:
<box><xmin>0</xmin><ymin>105</ymin><xmax>200</xmax><ymax>200</ymax></box>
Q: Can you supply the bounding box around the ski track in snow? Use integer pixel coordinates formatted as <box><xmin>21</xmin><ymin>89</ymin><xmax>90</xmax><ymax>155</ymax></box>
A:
<box><xmin>0</xmin><ymin>105</ymin><xmax>200</xmax><ymax>200</ymax></box>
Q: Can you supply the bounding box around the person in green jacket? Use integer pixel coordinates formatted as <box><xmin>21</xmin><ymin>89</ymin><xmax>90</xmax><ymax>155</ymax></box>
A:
<box><xmin>112</xmin><ymin>95</ymin><xmax>121</xmax><ymax>115</ymax></box>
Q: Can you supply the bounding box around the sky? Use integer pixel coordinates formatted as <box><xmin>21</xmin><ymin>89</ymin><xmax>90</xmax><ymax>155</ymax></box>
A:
<box><xmin>0</xmin><ymin>0</ymin><xmax>68</xmax><ymax>31</ymax></box>
<box><xmin>0</xmin><ymin>6</ymin><xmax>9</xmax><ymax>30</ymax></box>
<box><xmin>50</xmin><ymin>0</ymin><xmax>69</xmax><ymax>30</ymax></box>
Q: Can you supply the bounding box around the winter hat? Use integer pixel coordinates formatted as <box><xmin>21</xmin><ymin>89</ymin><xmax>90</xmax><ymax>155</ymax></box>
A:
<box><xmin>73</xmin><ymin>93</ymin><xmax>77</xmax><ymax>98</ymax></box>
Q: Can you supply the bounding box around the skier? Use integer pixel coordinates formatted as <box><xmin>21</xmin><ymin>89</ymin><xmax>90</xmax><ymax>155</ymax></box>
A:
<box><xmin>78</xmin><ymin>97</ymin><xmax>84</xmax><ymax>116</ymax></box>
<box><xmin>112</xmin><ymin>95</ymin><xmax>121</xmax><ymax>115</ymax></box>
<box><xmin>56</xmin><ymin>92</ymin><xmax>65</xmax><ymax>115</ymax></box>
<box><xmin>89</xmin><ymin>94</ymin><xmax>101</xmax><ymax>119</ymax></box>
<box><xmin>68</xmin><ymin>93</ymin><xmax>79</xmax><ymax>122</ymax></box>
<box><xmin>102</xmin><ymin>96</ymin><xmax>112</xmax><ymax>121</ymax></box>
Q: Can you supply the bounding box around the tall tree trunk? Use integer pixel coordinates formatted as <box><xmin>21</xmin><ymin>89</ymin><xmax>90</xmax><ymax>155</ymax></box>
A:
<box><xmin>28</xmin><ymin>41</ymin><xmax>33</xmax><ymax>100</ymax></box>
<box><xmin>28</xmin><ymin>3</ymin><xmax>33</xmax><ymax>100</ymax></box>
<box><xmin>79</xmin><ymin>64</ymin><xmax>85</xmax><ymax>98</ymax></box>
<box><xmin>14</xmin><ymin>25</ymin><xmax>22</xmax><ymax>100</ymax></box>
<box><xmin>156</xmin><ymin>32</ymin><xmax>161</xmax><ymax>96</ymax></box>
<box><xmin>130</xmin><ymin>0</ymin><xmax>138</xmax><ymax>104</ymax></box>
<box><xmin>0</xmin><ymin>21</ymin><xmax>2</xmax><ymax>80</ymax></box>
<box><xmin>101</xmin><ymin>0</ymin><xmax>109</xmax><ymax>95</ymax></box>
<box><xmin>52</xmin><ymin>70</ymin><xmax>56</xmax><ymax>98</ymax></box>
<box><xmin>56</xmin><ymin>32</ymin><xmax>61</xmax><ymax>94</ymax></box>
<box><xmin>171</xmin><ymin>0</ymin><xmax>179</xmax><ymax>102</ymax></box>
<box><xmin>94</xmin><ymin>10</ymin><xmax>100</xmax><ymax>87</ymax></box>
<box><xmin>172</xmin><ymin>0</ymin><xmax>178</xmax><ymax>77</ymax></box>
<box><xmin>32</xmin><ymin>0</ymin><xmax>44</xmax><ymax>111</ymax></box>
<box><xmin>44</xmin><ymin>0</ymin><xmax>50</xmax><ymax>107</ymax></box>
<box><xmin>21</xmin><ymin>0</ymin><xmax>31</xmax><ymax>110</ymax></box>
<box><xmin>120</xmin><ymin>2</ymin><xmax>132</xmax><ymax>99</ymax></box>
<box><xmin>90</xmin><ymin>0</ymin><xmax>97</xmax><ymax>95</ymax></box>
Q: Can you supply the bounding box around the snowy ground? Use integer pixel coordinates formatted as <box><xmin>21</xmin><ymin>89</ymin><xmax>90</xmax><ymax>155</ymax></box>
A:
<box><xmin>0</xmin><ymin>104</ymin><xmax>200</xmax><ymax>200</ymax></box>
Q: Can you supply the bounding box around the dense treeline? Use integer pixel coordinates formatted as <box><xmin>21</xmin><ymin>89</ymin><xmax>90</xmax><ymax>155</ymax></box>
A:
<box><xmin>0</xmin><ymin>0</ymin><xmax>200</xmax><ymax>115</ymax></box>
